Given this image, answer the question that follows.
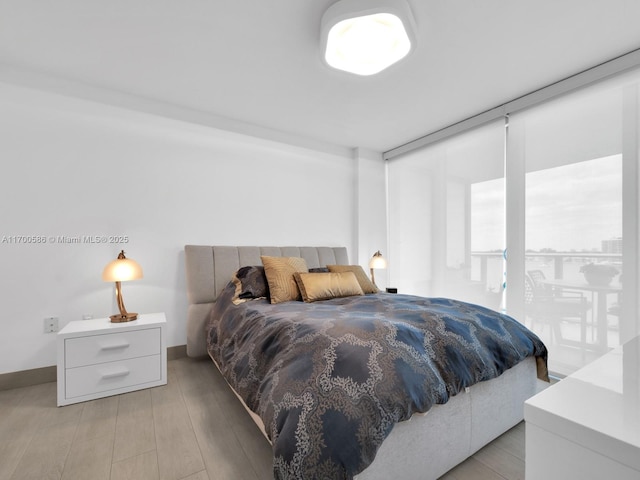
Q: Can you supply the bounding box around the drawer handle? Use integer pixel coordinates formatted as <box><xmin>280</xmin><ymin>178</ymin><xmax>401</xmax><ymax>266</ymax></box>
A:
<box><xmin>99</xmin><ymin>341</ymin><xmax>130</xmax><ymax>351</ymax></box>
<box><xmin>101</xmin><ymin>367</ymin><xmax>130</xmax><ymax>379</ymax></box>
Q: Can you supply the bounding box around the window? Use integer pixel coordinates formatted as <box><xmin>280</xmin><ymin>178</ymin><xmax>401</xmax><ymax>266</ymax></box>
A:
<box><xmin>388</xmin><ymin>68</ymin><xmax>640</xmax><ymax>376</ymax></box>
<box><xmin>388</xmin><ymin>120</ymin><xmax>505</xmax><ymax>310</ymax></box>
<box><xmin>509</xmin><ymin>76</ymin><xmax>631</xmax><ymax>375</ymax></box>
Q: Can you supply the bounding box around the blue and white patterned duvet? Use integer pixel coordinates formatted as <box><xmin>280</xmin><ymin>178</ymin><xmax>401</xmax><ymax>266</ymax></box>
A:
<box><xmin>207</xmin><ymin>285</ymin><xmax>548</xmax><ymax>479</ymax></box>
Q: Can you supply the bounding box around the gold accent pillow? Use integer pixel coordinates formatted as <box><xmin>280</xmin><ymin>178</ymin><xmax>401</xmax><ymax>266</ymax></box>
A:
<box><xmin>261</xmin><ymin>256</ymin><xmax>309</xmax><ymax>304</ymax></box>
<box><xmin>293</xmin><ymin>271</ymin><xmax>364</xmax><ymax>303</ymax></box>
<box><xmin>326</xmin><ymin>264</ymin><xmax>379</xmax><ymax>294</ymax></box>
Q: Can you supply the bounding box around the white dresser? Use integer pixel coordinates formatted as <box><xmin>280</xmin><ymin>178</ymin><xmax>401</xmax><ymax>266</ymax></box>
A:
<box><xmin>524</xmin><ymin>335</ymin><xmax>640</xmax><ymax>479</ymax></box>
<box><xmin>57</xmin><ymin>313</ymin><xmax>167</xmax><ymax>406</ymax></box>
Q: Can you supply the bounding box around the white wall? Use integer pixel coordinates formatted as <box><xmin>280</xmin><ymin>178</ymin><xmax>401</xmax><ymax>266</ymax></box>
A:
<box><xmin>387</xmin><ymin>153</ymin><xmax>433</xmax><ymax>295</ymax></box>
<box><xmin>354</xmin><ymin>148</ymin><xmax>388</xmax><ymax>290</ymax></box>
<box><xmin>0</xmin><ymin>83</ymin><xmax>380</xmax><ymax>374</ymax></box>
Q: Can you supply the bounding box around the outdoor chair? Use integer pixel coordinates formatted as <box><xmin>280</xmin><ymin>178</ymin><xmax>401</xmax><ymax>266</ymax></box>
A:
<box><xmin>524</xmin><ymin>271</ymin><xmax>592</xmax><ymax>345</ymax></box>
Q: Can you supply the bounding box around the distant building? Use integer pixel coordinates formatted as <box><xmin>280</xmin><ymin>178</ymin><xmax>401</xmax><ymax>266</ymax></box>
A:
<box><xmin>602</xmin><ymin>237</ymin><xmax>622</xmax><ymax>254</ymax></box>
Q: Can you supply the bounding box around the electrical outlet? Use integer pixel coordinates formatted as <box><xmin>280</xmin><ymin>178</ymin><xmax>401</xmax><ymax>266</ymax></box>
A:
<box><xmin>44</xmin><ymin>316</ymin><xmax>59</xmax><ymax>333</ymax></box>
<box><xmin>82</xmin><ymin>314</ymin><xmax>93</xmax><ymax>320</ymax></box>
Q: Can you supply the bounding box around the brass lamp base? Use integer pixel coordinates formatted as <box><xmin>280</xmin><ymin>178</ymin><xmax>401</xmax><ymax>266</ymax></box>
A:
<box><xmin>110</xmin><ymin>312</ymin><xmax>138</xmax><ymax>323</ymax></box>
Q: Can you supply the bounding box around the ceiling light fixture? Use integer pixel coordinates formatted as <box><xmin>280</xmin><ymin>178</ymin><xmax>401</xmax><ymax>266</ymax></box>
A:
<box><xmin>320</xmin><ymin>0</ymin><xmax>417</xmax><ymax>76</ymax></box>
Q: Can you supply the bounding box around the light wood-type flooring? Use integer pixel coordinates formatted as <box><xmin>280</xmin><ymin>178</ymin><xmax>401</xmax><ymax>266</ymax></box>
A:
<box><xmin>1</xmin><ymin>357</ymin><xmax>527</xmax><ymax>480</ymax></box>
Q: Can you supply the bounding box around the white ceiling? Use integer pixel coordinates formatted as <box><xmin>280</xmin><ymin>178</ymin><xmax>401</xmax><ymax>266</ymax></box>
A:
<box><xmin>1</xmin><ymin>0</ymin><xmax>640</xmax><ymax>153</ymax></box>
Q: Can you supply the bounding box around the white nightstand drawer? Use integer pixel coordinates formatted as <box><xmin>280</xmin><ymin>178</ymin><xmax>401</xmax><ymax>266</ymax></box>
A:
<box><xmin>57</xmin><ymin>314</ymin><xmax>167</xmax><ymax>406</ymax></box>
<box><xmin>65</xmin><ymin>327</ymin><xmax>161</xmax><ymax>368</ymax></box>
<box><xmin>65</xmin><ymin>354</ymin><xmax>162</xmax><ymax>399</ymax></box>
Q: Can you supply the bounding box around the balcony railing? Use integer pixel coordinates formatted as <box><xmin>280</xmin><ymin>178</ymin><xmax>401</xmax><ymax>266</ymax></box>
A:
<box><xmin>471</xmin><ymin>251</ymin><xmax>622</xmax><ymax>287</ymax></box>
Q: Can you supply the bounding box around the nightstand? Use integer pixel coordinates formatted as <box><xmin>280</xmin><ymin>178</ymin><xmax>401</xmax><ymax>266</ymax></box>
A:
<box><xmin>57</xmin><ymin>312</ymin><xmax>167</xmax><ymax>406</ymax></box>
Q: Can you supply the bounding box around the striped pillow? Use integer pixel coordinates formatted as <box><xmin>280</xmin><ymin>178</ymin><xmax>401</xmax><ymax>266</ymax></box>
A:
<box><xmin>261</xmin><ymin>256</ymin><xmax>309</xmax><ymax>304</ymax></box>
<box><xmin>326</xmin><ymin>264</ymin><xmax>379</xmax><ymax>294</ymax></box>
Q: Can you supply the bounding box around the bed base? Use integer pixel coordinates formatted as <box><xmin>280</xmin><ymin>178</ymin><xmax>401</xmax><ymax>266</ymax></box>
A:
<box><xmin>357</xmin><ymin>356</ymin><xmax>539</xmax><ymax>479</ymax></box>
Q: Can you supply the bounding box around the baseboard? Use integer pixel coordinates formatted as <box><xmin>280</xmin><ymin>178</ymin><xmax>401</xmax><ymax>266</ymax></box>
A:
<box><xmin>0</xmin><ymin>365</ymin><xmax>57</xmax><ymax>391</ymax></box>
<box><xmin>167</xmin><ymin>344</ymin><xmax>187</xmax><ymax>361</ymax></box>
<box><xmin>0</xmin><ymin>344</ymin><xmax>188</xmax><ymax>391</ymax></box>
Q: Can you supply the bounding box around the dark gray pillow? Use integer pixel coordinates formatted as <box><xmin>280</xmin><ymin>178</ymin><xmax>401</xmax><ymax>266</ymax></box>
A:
<box><xmin>231</xmin><ymin>266</ymin><xmax>269</xmax><ymax>304</ymax></box>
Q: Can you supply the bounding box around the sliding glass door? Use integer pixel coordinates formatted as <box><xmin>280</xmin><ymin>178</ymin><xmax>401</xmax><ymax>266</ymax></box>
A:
<box><xmin>507</xmin><ymin>72</ymin><xmax>637</xmax><ymax>375</ymax></box>
<box><xmin>388</xmin><ymin>68</ymin><xmax>640</xmax><ymax>376</ymax></box>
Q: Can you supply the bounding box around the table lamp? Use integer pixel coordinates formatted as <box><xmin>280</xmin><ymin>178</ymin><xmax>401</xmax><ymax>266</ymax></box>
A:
<box><xmin>102</xmin><ymin>250</ymin><xmax>143</xmax><ymax>323</ymax></box>
<box><xmin>369</xmin><ymin>250</ymin><xmax>387</xmax><ymax>286</ymax></box>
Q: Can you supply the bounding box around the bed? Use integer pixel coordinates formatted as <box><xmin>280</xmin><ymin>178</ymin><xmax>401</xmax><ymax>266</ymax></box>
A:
<box><xmin>184</xmin><ymin>245</ymin><xmax>548</xmax><ymax>480</ymax></box>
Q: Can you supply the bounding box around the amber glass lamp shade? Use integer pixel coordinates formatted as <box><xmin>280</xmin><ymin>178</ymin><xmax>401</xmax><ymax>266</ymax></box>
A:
<box><xmin>368</xmin><ymin>250</ymin><xmax>387</xmax><ymax>285</ymax></box>
<box><xmin>102</xmin><ymin>250</ymin><xmax>143</xmax><ymax>323</ymax></box>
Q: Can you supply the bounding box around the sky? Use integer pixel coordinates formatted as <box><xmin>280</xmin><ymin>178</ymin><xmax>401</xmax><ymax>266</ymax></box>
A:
<box><xmin>471</xmin><ymin>155</ymin><xmax>622</xmax><ymax>252</ymax></box>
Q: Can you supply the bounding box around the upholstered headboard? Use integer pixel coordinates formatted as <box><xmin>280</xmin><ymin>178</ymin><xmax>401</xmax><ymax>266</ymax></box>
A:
<box><xmin>184</xmin><ymin>245</ymin><xmax>349</xmax><ymax>357</ymax></box>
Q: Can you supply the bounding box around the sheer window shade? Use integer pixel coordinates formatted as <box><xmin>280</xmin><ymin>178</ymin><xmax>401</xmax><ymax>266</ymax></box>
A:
<box><xmin>388</xmin><ymin>120</ymin><xmax>506</xmax><ymax>310</ymax></box>
<box><xmin>388</xmin><ymin>67</ymin><xmax>640</xmax><ymax>376</ymax></box>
